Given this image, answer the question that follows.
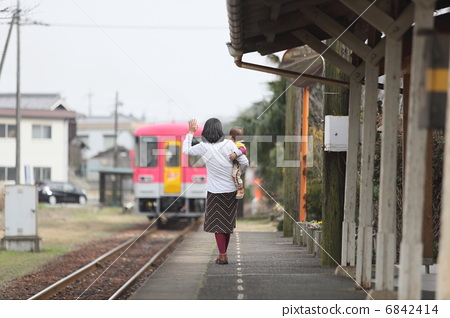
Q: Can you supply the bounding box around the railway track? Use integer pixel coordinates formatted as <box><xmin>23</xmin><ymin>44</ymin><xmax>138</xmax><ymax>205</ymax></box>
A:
<box><xmin>29</xmin><ymin>220</ymin><xmax>201</xmax><ymax>300</ymax></box>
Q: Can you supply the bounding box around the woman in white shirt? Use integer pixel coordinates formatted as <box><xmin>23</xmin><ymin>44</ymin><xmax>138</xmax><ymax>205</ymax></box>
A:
<box><xmin>183</xmin><ymin>118</ymin><xmax>249</xmax><ymax>265</ymax></box>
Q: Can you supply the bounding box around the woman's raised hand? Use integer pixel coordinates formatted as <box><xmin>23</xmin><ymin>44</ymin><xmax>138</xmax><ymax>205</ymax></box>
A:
<box><xmin>188</xmin><ymin>119</ymin><xmax>198</xmax><ymax>134</ymax></box>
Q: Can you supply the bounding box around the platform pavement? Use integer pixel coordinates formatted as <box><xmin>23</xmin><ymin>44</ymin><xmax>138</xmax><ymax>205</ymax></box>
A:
<box><xmin>130</xmin><ymin>228</ymin><xmax>368</xmax><ymax>300</ymax></box>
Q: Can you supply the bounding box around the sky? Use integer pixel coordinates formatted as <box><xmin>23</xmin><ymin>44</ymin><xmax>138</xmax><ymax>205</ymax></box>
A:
<box><xmin>0</xmin><ymin>0</ymin><xmax>280</xmax><ymax>124</ymax></box>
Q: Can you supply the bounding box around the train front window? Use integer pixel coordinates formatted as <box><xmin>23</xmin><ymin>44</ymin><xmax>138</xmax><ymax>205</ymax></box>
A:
<box><xmin>165</xmin><ymin>145</ymin><xmax>180</xmax><ymax>167</ymax></box>
<box><xmin>189</xmin><ymin>137</ymin><xmax>205</xmax><ymax>167</ymax></box>
<box><xmin>135</xmin><ymin>136</ymin><xmax>158</xmax><ymax>167</ymax></box>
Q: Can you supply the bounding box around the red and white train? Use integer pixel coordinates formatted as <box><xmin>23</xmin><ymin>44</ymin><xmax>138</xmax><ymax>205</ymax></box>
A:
<box><xmin>133</xmin><ymin>122</ymin><xmax>207</xmax><ymax>227</ymax></box>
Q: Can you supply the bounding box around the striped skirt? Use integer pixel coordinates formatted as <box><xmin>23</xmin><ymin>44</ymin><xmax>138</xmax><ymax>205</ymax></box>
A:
<box><xmin>203</xmin><ymin>191</ymin><xmax>238</xmax><ymax>234</ymax></box>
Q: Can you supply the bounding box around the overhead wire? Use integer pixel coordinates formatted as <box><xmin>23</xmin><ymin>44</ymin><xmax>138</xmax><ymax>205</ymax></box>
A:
<box><xmin>0</xmin><ymin>21</ymin><xmax>226</xmax><ymax>30</ymax></box>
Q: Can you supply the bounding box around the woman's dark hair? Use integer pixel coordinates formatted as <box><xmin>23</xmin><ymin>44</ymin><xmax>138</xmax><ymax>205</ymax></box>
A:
<box><xmin>201</xmin><ymin>118</ymin><xmax>225</xmax><ymax>143</ymax></box>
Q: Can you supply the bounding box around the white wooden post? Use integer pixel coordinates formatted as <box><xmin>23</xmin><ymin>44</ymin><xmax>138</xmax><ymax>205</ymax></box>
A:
<box><xmin>436</xmin><ymin>35</ymin><xmax>450</xmax><ymax>301</ymax></box>
<box><xmin>375</xmin><ymin>36</ymin><xmax>402</xmax><ymax>293</ymax></box>
<box><xmin>341</xmin><ymin>78</ymin><xmax>361</xmax><ymax>267</ymax></box>
<box><xmin>355</xmin><ymin>61</ymin><xmax>378</xmax><ymax>290</ymax></box>
<box><xmin>398</xmin><ymin>0</ymin><xmax>436</xmax><ymax>300</ymax></box>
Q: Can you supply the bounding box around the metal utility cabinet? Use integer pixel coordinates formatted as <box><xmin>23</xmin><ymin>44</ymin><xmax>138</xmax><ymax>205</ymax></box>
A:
<box><xmin>1</xmin><ymin>185</ymin><xmax>41</xmax><ymax>252</ymax></box>
<box><xmin>324</xmin><ymin>115</ymin><xmax>349</xmax><ymax>152</ymax></box>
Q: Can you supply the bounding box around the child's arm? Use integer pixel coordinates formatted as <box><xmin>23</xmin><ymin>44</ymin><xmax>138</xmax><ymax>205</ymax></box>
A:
<box><xmin>229</xmin><ymin>148</ymin><xmax>242</xmax><ymax>160</ymax></box>
<box><xmin>229</xmin><ymin>143</ymin><xmax>246</xmax><ymax>160</ymax></box>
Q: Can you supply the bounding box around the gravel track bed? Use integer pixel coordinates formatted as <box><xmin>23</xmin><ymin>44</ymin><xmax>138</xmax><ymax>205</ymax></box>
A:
<box><xmin>0</xmin><ymin>224</ymin><xmax>183</xmax><ymax>300</ymax></box>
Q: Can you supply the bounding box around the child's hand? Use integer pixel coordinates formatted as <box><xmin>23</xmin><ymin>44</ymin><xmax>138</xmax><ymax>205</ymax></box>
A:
<box><xmin>229</xmin><ymin>152</ymin><xmax>237</xmax><ymax>160</ymax></box>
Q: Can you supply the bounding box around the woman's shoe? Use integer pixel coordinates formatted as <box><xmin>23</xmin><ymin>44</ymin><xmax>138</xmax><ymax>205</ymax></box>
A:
<box><xmin>218</xmin><ymin>254</ymin><xmax>228</xmax><ymax>265</ymax></box>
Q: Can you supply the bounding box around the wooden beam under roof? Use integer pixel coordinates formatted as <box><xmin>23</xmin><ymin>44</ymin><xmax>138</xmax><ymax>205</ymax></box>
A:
<box><xmin>339</xmin><ymin>0</ymin><xmax>395</xmax><ymax>32</ymax></box>
<box><xmin>261</xmin><ymin>0</ymin><xmax>329</xmax><ymax>8</ymax></box>
<box><xmin>299</xmin><ymin>5</ymin><xmax>372</xmax><ymax>59</ymax></box>
<box><xmin>292</xmin><ymin>29</ymin><xmax>357</xmax><ymax>76</ymax></box>
<box><xmin>269</xmin><ymin>3</ymin><xmax>281</xmax><ymax>20</ymax></box>
<box><xmin>238</xmin><ymin>0</ymin><xmax>348</xmax><ymax>40</ymax></box>
<box><xmin>227</xmin><ymin>0</ymin><xmax>450</xmax><ymax>57</ymax></box>
<box><xmin>340</xmin><ymin>0</ymin><xmax>414</xmax><ymax>40</ymax></box>
<box><xmin>258</xmin><ymin>11</ymin><xmax>311</xmax><ymax>40</ymax></box>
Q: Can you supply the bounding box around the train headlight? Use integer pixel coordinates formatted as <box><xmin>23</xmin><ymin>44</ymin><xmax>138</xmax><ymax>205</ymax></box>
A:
<box><xmin>139</xmin><ymin>175</ymin><xmax>154</xmax><ymax>183</ymax></box>
<box><xmin>192</xmin><ymin>176</ymin><xmax>206</xmax><ymax>183</ymax></box>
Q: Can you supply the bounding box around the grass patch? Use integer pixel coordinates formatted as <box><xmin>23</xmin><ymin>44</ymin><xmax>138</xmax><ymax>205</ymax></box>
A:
<box><xmin>0</xmin><ymin>246</ymin><xmax>68</xmax><ymax>285</ymax></box>
<box><xmin>0</xmin><ymin>206</ymin><xmax>149</xmax><ymax>286</ymax></box>
<box><xmin>34</xmin><ymin>206</ymin><xmax>148</xmax><ymax>249</ymax></box>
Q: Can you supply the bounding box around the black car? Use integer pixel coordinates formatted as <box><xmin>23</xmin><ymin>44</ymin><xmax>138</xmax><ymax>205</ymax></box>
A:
<box><xmin>37</xmin><ymin>181</ymin><xmax>87</xmax><ymax>205</ymax></box>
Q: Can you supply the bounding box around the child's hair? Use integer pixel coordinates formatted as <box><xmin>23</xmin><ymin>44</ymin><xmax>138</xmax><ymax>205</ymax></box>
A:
<box><xmin>229</xmin><ymin>126</ymin><xmax>243</xmax><ymax>140</ymax></box>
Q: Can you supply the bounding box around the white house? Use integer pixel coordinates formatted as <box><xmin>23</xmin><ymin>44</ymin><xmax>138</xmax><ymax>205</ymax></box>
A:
<box><xmin>77</xmin><ymin>114</ymin><xmax>143</xmax><ymax>160</ymax></box>
<box><xmin>0</xmin><ymin>93</ymin><xmax>77</xmax><ymax>184</ymax></box>
<box><xmin>76</xmin><ymin>114</ymin><xmax>144</xmax><ymax>181</ymax></box>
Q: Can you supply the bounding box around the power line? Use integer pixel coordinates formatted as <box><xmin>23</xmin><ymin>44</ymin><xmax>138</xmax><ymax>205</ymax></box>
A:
<box><xmin>1</xmin><ymin>21</ymin><xmax>226</xmax><ymax>30</ymax></box>
<box><xmin>51</xmin><ymin>23</ymin><xmax>225</xmax><ymax>30</ymax></box>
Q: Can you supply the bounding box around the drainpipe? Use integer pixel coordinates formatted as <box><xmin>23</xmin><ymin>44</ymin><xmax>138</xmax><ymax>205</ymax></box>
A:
<box><xmin>236</xmin><ymin>59</ymin><xmax>350</xmax><ymax>88</ymax></box>
<box><xmin>226</xmin><ymin>43</ymin><xmax>349</xmax><ymax>88</ymax></box>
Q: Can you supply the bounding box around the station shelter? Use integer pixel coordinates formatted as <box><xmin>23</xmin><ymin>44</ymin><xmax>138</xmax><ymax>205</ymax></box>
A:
<box><xmin>226</xmin><ymin>0</ymin><xmax>450</xmax><ymax>299</ymax></box>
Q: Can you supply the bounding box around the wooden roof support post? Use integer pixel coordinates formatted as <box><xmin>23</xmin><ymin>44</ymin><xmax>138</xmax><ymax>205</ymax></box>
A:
<box><xmin>398</xmin><ymin>0</ymin><xmax>436</xmax><ymax>300</ymax></box>
<box><xmin>355</xmin><ymin>52</ymin><xmax>379</xmax><ymax>290</ymax></box>
<box><xmin>320</xmin><ymin>39</ymin><xmax>349</xmax><ymax>268</ymax></box>
<box><xmin>341</xmin><ymin>78</ymin><xmax>361</xmax><ymax>268</ymax></box>
<box><xmin>373</xmin><ymin>35</ymin><xmax>402</xmax><ymax>298</ymax></box>
<box><xmin>366</xmin><ymin>1</ymin><xmax>412</xmax><ymax>299</ymax></box>
<box><xmin>437</xmin><ymin>42</ymin><xmax>450</xmax><ymax>300</ymax></box>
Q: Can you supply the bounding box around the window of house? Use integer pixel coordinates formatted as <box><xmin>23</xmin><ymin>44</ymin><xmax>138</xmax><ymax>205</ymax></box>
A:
<box><xmin>34</xmin><ymin>167</ymin><xmax>51</xmax><ymax>182</ymax></box>
<box><xmin>0</xmin><ymin>124</ymin><xmax>17</xmax><ymax>138</ymax></box>
<box><xmin>0</xmin><ymin>167</ymin><xmax>16</xmax><ymax>181</ymax></box>
<box><xmin>6</xmin><ymin>167</ymin><xmax>15</xmax><ymax>180</ymax></box>
<box><xmin>32</xmin><ymin>125</ymin><xmax>52</xmax><ymax>139</ymax></box>
<box><xmin>103</xmin><ymin>135</ymin><xmax>115</xmax><ymax>149</ymax></box>
<box><xmin>78</xmin><ymin>135</ymin><xmax>89</xmax><ymax>147</ymax></box>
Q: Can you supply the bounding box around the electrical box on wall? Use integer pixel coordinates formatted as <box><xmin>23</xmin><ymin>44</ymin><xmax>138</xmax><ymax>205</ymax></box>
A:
<box><xmin>324</xmin><ymin>115</ymin><xmax>348</xmax><ymax>152</ymax></box>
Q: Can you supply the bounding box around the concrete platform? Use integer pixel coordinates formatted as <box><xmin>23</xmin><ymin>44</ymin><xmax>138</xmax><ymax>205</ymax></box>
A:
<box><xmin>130</xmin><ymin>230</ymin><xmax>367</xmax><ymax>300</ymax></box>
<box><xmin>129</xmin><ymin>230</ymin><xmax>212</xmax><ymax>300</ymax></box>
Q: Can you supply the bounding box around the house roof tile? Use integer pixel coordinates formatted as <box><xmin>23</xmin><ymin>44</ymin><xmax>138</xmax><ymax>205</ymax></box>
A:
<box><xmin>0</xmin><ymin>93</ymin><xmax>71</xmax><ymax>111</ymax></box>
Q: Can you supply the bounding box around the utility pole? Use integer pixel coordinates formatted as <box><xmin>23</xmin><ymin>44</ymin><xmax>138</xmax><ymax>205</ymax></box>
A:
<box><xmin>112</xmin><ymin>92</ymin><xmax>122</xmax><ymax>206</ymax></box>
<box><xmin>0</xmin><ymin>13</ymin><xmax>16</xmax><ymax>81</ymax></box>
<box><xmin>15</xmin><ymin>0</ymin><xmax>21</xmax><ymax>184</ymax></box>
<box><xmin>113</xmin><ymin>91</ymin><xmax>120</xmax><ymax>168</ymax></box>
